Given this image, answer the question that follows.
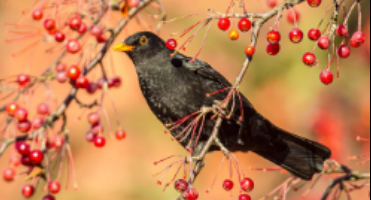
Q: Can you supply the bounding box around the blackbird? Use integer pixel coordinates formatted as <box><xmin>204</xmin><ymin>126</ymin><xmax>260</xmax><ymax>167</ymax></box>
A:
<box><xmin>113</xmin><ymin>32</ymin><xmax>331</xmax><ymax>180</ymax></box>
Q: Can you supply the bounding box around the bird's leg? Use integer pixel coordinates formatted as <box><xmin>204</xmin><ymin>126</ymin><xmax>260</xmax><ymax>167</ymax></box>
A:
<box><xmin>211</xmin><ymin>100</ymin><xmax>229</xmax><ymax>119</ymax></box>
<box><xmin>214</xmin><ymin>137</ymin><xmax>230</xmax><ymax>157</ymax></box>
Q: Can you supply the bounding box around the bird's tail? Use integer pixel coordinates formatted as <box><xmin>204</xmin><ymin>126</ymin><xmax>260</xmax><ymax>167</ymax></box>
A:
<box><xmin>251</xmin><ymin>118</ymin><xmax>331</xmax><ymax>180</ymax></box>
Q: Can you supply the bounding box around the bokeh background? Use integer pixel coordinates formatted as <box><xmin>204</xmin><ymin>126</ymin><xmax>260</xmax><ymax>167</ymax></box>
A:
<box><xmin>0</xmin><ymin>0</ymin><xmax>370</xmax><ymax>200</ymax></box>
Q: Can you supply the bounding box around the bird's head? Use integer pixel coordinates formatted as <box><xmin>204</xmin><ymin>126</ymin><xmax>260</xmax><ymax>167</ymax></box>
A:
<box><xmin>113</xmin><ymin>32</ymin><xmax>168</xmax><ymax>62</ymax></box>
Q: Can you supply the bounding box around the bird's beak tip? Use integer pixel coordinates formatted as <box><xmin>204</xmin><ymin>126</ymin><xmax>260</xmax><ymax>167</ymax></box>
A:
<box><xmin>113</xmin><ymin>43</ymin><xmax>135</xmax><ymax>52</ymax></box>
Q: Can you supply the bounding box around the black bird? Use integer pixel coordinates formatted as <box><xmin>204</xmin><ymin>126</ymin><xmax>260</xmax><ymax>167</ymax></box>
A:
<box><xmin>113</xmin><ymin>32</ymin><xmax>331</xmax><ymax>180</ymax></box>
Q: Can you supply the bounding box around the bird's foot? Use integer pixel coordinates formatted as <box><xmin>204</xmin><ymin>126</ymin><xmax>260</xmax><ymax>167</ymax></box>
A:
<box><xmin>211</xmin><ymin>100</ymin><xmax>230</xmax><ymax>120</ymax></box>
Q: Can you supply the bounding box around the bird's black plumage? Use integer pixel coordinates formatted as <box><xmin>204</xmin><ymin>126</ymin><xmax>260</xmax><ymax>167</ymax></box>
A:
<box><xmin>114</xmin><ymin>31</ymin><xmax>332</xmax><ymax>180</ymax></box>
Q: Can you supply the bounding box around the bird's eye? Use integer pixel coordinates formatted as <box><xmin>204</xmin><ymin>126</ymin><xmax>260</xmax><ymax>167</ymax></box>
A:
<box><xmin>139</xmin><ymin>36</ymin><xmax>148</xmax><ymax>45</ymax></box>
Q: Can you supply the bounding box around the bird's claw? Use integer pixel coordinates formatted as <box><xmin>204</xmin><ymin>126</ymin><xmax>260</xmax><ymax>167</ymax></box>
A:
<box><xmin>211</xmin><ymin>100</ymin><xmax>230</xmax><ymax>120</ymax></box>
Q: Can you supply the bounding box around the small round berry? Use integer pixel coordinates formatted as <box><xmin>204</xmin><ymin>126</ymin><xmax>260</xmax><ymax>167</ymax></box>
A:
<box><xmin>287</xmin><ymin>10</ymin><xmax>300</xmax><ymax>24</ymax></box>
<box><xmin>174</xmin><ymin>179</ymin><xmax>189</xmax><ymax>193</ymax></box>
<box><xmin>32</xmin><ymin>9</ymin><xmax>43</xmax><ymax>20</ymax></box>
<box><xmin>307</xmin><ymin>0</ymin><xmax>322</xmax><ymax>7</ymax></box>
<box><xmin>17</xmin><ymin>120</ymin><xmax>31</xmax><ymax>133</ymax></box>
<box><xmin>97</xmin><ymin>34</ymin><xmax>108</xmax><ymax>43</ymax></box>
<box><xmin>21</xmin><ymin>155</ymin><xmax>32</xmax><ymax>166</ymax></box>
<box><xmin>320</xmin><ymin>70</ymin><xmax>334</xmax><ymax>85</ymax></box>
<box><xmin>240</xmin><ymin>178</ymin><xmax>255</xmax><ymax>192</ymax></box>
<box><xmin>91</xmin><ymin>124</ymin><xmax>104</xmax><ymax>134</ymax></box>
<box><xmin>218</xmin><ymin>18</ymin><xmax>231</xmax><ymax>31</ymax></box>
<box><xmin>238</xmin><ymin>18</ymin><xmax>252</xmax><ymax>32</ymax></box>
<box><xmin>110</xmin><ymin>76</ymin><xmax>122</xmax><ymax>88</ymax></box>
<box><xmin>44</xmin><ymin>19</ymin><xmax>56</xmax><ymax>30</ymax></box>
<box><xmin>267</xmin><ymin>30</ymin><xmax>281</xmax><ymax>44</ymax></box>
<box><xmin>15</xmin><ymin>107</ymin><xmax>28</xmax><ymax>122</ymax></box>
<box><xmin>222</xmin><ymin>179</ymin><xmax>234</xmax><ymax>191</ymax></box>
<box><xmin>266</xmin><ymin>43</ymin><xmax>281</xmax><ymax>56</ymax></box>
<box><xmin>16</xmin><ymin>142</ymin><xmax>30</xmax><ymax>156</ymax></box>
<box><xmin>94</xmin><ymin>136</ymin><xmax>106</xmax><ymax>148</ymax></box>
<box><xmin>49</xmin><ymin>181</ymin><xmax>61</xmax><ymax>194</ymax></box>
<box><xmin>127</xmin><ymin>0</ymin><xmax>140</xmax><ymax>7</ymax></box>
<box><xmin>166</xmin><ymin>39</ymin><xmax>177</xmax><ymax>50</ymax></box>
<box><xmin>3</xmin><ymin>168</ymin><xmax>16</xmax><ymax>181</ymax></box>
<box><xmin>54</xmin><ymin>31</ymin><xmax>65</xmax><ymax>42</ymax></box>
<box><xmin>85</xmin><ymin>131</ymin><xmax>96</xmax><ymax>143</ymax></box>
<box><xmin>308</xmin><ymin>29</ymin><xmax>321</xmax><ymax>41</ymax></box>
<box><xmin>69</xmin><ymin>16</ymin><xmax>82</xmax><ymax>30</ymax></box>
<box><xmin>337</xmin><ymin>45</ymin><xmax>351</xmax><ymax>58</ymax></box>
<box><xmin>318</xmin><ymin>36</ymin><xmax>330</xmax><ymax>50</ymax></box>
<box><xmin>43</xmin><ymin>195</ymin><xmax>56</xmax><ymax>200</ymax></box>
<box><xmin>267</xmin><ymin>0</ymin><xmax>277</xmax><ymax>8</ymax></box>
<box><xmin>184</xmin><ymin>188</ymin><xmax>199</xmax><ymax>200</ymax></box>
<box><xmin>37</xmin><ymin>103</ymin><xmax>50</xmax><ymax>115</ymax></box>
<box><xmin>336</xmin><ymin>24</ymin><xmax>348</xmax><ymax>37</ymax></box>
<box><xmin>48</xmin><ymin>28</ymin><xmax>58</xmax><ymax>35</ymax></box>
<box><xmin>87</xmin><ymin>113</ymin><xmax>100</xmax><ymax>126</ymax></box>
<box><xmin>90</xmin><ymin>25</ymin><xmax>104</xmax><ymax>37</ymax></box>
<box><xmin>55</xmin><ymin>63</ymin><xmax>66</xmax><ymax>72</ymax></box>
<box><xmin>302</xmin><ymin>52</ymin><xmax>317</xmax><ymax>67</ymax></box>
<box><xmin>239</xmin><ymin>194</ymin><xmax>252</xmax><ymax>200</ymax></box>
<box><xmin>86</xmin><ymin>82</ymin><xmax>99</xmax><ymax>94</ymax></box>
<box><xmin>352</xmin><ymin>31</ymin><xmax>366</xmax><ymax>44</ymax></box>
<box><xmin>289</xmin><ymin>28</ymin><xmax>304</xmax><ymax>43</ymax></box>
<box><xmin>56</xmin><ymin>71</ymin><xmax>68</xmax><ymax>83</ymax></box>
<box><xmin>22</xmin><ymin>185</ymin><xmax>35</xmax><ymax>198</ymax></box>
<box><xmin>29</xmin><ymin>150</ymin><xmax>44</xmax><ymax>165</ymax></box>
<box><xmin>245</xmin><ymin>46</ymin><xmax>255</xmax><ymax>57</ymax></box>
<box><xmin>17</xmin><ymin>74</ymin><xmax>31</xmax><ymax>86</ymax></box>
<box><xmin>66</xmin><ymin>39</ymin><xmax>81</xmax><ymax>54</ymax></box>
<box><xmin>350</xmin><ymin>39</ymin><xmax>362</xmax><ymax>48</ymax></box>
<box><xmin>229</xmin><ymin>30</ymin><xmax>240</xmax><ymax>40</ymax></box>
<box><xmin>78</xmin><ymin>23</ymin><xmax>88</xmax><ymax>34</ymax></box>
<box><xmin>9</xmin><ymin>156</ymin><xmax>21</xmax><ymax>167</ymax></box>
<box><xmin>75</xmin><ymin>76</ymin><xmax>90</xmax><ymax>88</ymax></box>
<box><xmin>67</xmin><ymin>65</ymin><xmax>81</xmax><ymax>80</ymax></box>
<box><xmin>115</xmin><ymin>130</ymin><xmax>127</xmax><ymax>140</ymax></box>
<box><xmin>52</xmin><ymin>136</ymin><xmax>64</xmax><ymax>149</ymax></box>
<box><xmin>6</xmin><ymin>102</ymin><xmax>19</xmax><ymax>116</ymax></box>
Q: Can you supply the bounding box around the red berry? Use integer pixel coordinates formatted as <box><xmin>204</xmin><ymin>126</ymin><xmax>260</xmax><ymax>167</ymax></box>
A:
<box><xmin>336</xmin><ymin>24</ymin><xmax>348</xmax><ymax>37</ymax></box>
<box><xmin>318</xmin><ymin>36</ymin><xmax>330</xmax><ymax>50</ymax></box>
<box><xmin>17</xmin><ymin>74</ymin><xmax>30</xmax><ymax>86</ymax></box>
<box><xmin>67</xmin><ymin>65</ymin><xmax>81</xmax><ymax>80</ymax></box>
<box><xmin>69</xmin><ymin>16</ymin><xmax>82</xmax><ymax>30</ymax></box>
<box><xmin>55</xmin><ymin>63</ymin><xmax>66</xmax><ymax>72</ymax></box>
<box><xmin>289</xmin><ymin>28</ymin><xmax>304</xmax><ymax>43</ymax></box>
<box><xmin>37</xmin><ymin>103</ymin><xmax>50</xmax><ymax>115</ymax></box>
<box><xmin>350</xmin><ymin>39</ymin><xmax>362</xmax><ymax>48</ymax></box>
<box><xmin>302</xmin><ymin>52</ymin><xmax>317</xmax><ymax>66</ymax></box>
<box><xmin>54</xmin><ymin>31</ymin><xmax>65</xmax><ymax>42</ymax></box>
<box><xmin>15</xmin><ymin>107</ymin><xmax>28</xmax><ymax>122</ymax></box>
<box><xmin>115</xmin><ymin>130</ymin><xmax>127</xmax><ymax>140</ymax></box>
<box><xmin>52</xmin><ymin>136</ymin><xmax>64</xmax><ymax>149</ymax></box>
<box><xmin>337</xmin><ymin>45</ymin><xmax>351</xmax><ymax>58</ymax></box>
<box><xmin>218</xmin><ymin>18</ymin><xmax>231</xmax><ymax>31</ymax></box>
<box><xmin>78</xmin><ymin>23</ymin><xmax>88</xmax><ymax>34</ymax></box>
<box><xmin>66</xmin><ymin>39</ymin><xmax>81</xmax><ymax>54</ymax></box>
<box><xmin>287</xmin><ymin>10</ymin><xmax>300</xmax><ymax>24</ymax></box>
<box><xmin>127</xmin><ymin>0</ymin><xmax>140</xmax><ymax>7</ymax></box>
<box><xmin>240</xmin><ymin>178</ymin><xmax>255</xmax><ymax>192</ymax></box>
<box><xmin>86</xmin><ymin>82</ymin><xmax>98</xmax><ymax>94</ymax></box>
<box><xmin>94</xmin><ymin>136</ymin><xmax>106</xmax><ymax>148</ymax></box>
<box><xmin>97</xmin><ymin>34</ymin><xmax>108</xmax><ymax>43</ymax></box>
<box><xmin>239</xmin><ymin>194</ymin><xmax>252</xmax><ymax>200</ymax></box>
<box><xmin>267</xmin><ymin>0</ymin><xmax>277</xmax><ymax>8</ymax></box>
<box><xmin>184</xmin><ymin>188</ymin><xmax>199</xmax><ymax>200</ymax></box>
<box><xmin>56</xmin><ymin>71</ymin><xmax>68</xmax><ymax>83</ymax></box>
<box><xmin>245</xmin><ymin>46</ymin><xmax>255</xmax><ymax>57</ymax></box>
<box><xmin>29</xmin><ymin>150</ymin><xmax>44</xmax><ymax>165</ymax></box>
<box><xmin>110</xmin><ymin>76</ymin><xmax>122</xmax><ymax>88</ymax></box>
<box><xmin>238</xmin><ymin>18</ymin><xmax>252</xmax><ymax>32</ymax></box>
<box><xmin>174</xmin><ymin>179</ymin><xmax>189</xmax><ymax>193</ymax></box>
<box><xmin>3</xmin><ymin>168</ymin><xmax>16</xmax><ymax>181</ymax></box>
<box><xmin>32</xmin><ymin>9</ymin><xmax>43</xmax><ymax>20</ymax></box>
<box><xmin>16</xmin><ymin>142</ymin><xmax>30</xmax><ymax>155</ymax></box>
<box><xmin>21</xmin><ymin>155</ymin><xmax>32</xmax><ymax>166</ymax></box>
<box><xmin>6</xmin><ymin>102</ymin><xmax>19</xmax><ymax>116</ymax></box>
<box><xmin>44</xmin><ymin>19</ymin><xmax>56</xmax><ymax>30</ymax></box>
<box><xmin>22</xmin><ymin>184</ymin><xmax>35</xmax><ymax>198</ymax></box>
<box><xmin>17</xmin><ymin>120</ymin><xmax>31</xmax><ymax>133</ymax></box>
<box><xmin>43</xmin><ymin>195</ymin><xmax>56</xmax><ymax>200</ymax></box>
<box><xmin>266</xmin><ymin>43</ymin><xmax>281</xmax><ymax>56</ymax></box>
<box><xmin>166</xmin><ymin>39</ymin><xmax>177</xmax><ymax>50</ymax></box>
<box><xmin>49</xmin><ymin>181</ymin><xmax>61</xmax><ymax>194</ymax></box>
<box><xmin>307</xmin><ymin>0</ymin><xmax>322</xmax><ymax>7</ymax></box>
<box><xmin>320</xmin><ymin>70</ymin><xmax>334</xmax><ymax>85</ymax></box>
<box><xmin>222</xmin><ymin>179</ymin><xmax>234</xmax><ymax>191</ymax></box>
<box><xmin>308</xmin><ymin>29</ymin><xmax>321</xmax><ymax>41</ymax></box>
<box><xmin>75</xmin><ymin>76</ymin><xmax>89</xmax><ymax>88</ymax></box>
<box><xmin>90</xmin><ymin>25</ymin><xmax>104</xmax><ymax>37</ymax></box>
<box><xmin>267</xmin><ymin>30</ymin><xmax>281</xmax><ymax>44</ymax></box>
<box><xmin>352</xmin><ymin>31</ymin><xmax>366</xmax><ymax>44</ymax></box>
<box><xmin>87</xmin><ymin>113</ymin><xmax>100</xmax><ymax>126</ymax></box>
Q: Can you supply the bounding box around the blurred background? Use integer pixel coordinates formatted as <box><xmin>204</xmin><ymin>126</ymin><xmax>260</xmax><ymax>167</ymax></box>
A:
<box><xmin>0</xmin><ymin>0</ymin><xmax>369</xmax><ymax>200</ymax></box>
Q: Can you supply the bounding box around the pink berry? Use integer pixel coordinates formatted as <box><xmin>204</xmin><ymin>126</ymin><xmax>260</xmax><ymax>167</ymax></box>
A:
<box><xmin>56</xmin><ymin>71</ymin><xmax>68</xmax><ymax>83</ymax></box>
<box><xmin>37</xmin><ymin>103</ymin><xmax>50</xmax><ymax>115</ymax></box>
<box><xmin>3</xmin><ymin>168</ymin><xmax>16</xmax><ymax>181</ymax></box>
<box><xmin>267</xmin><ymin>0</ymin><xmax>277</xmax><ymax>8</ymax></box>
<box><xmin>87</xmin><ymin>112</ymin><xmax>100</xmax><ymax>126</ymax></box>
<box><xmin>287</xmin><ymin>10</ymin><xmax>300</xmax><ymax>24</ymax></box>
<box><xmin>52</xmin><ymin>136</ymin><xmax>64</xmax><ymax>149</ymax></box>
<box><xmin>90</xmin><ymin>25</ymin><xmax>104</xmax><ymax>37</ymax></box>
<box><xmin>320</xmin><ymin>70</ymin><xmax>334</xmax><ymax>85</ymax></box>
<box><xmin>127</xmin><ymin>0</ymin><xmax>140</xmax><ymax>7</ymax></box>
<box><xmin>66</xmin><ymin>39</ymin><xmax>81</xmax><ymax>54</ymax></box>
<box><xmin>69</xmin><ymin>16</ymin><xmax>82</xmax><ymax>30</ymax></box>
<box><xmin>32</xmin><ymin>9</ymin><xmax>43</xmax><ymax>20</ymax></box>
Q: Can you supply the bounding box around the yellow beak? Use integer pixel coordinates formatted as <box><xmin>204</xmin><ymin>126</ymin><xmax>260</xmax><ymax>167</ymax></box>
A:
<box><xmin>113</xmin><ymin>43</ymin><xmax>135</xmax><ymax>52</ymax></box>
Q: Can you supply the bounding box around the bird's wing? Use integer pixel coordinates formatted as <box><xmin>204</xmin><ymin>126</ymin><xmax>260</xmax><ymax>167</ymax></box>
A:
<box><xmin>173</xmin><ymin>54</ymin><xmax>232</xmax><ymax>87</ymax></box>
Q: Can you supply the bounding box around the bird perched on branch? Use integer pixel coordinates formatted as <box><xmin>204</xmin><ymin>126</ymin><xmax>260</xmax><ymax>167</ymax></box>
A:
<box><xmin>113</xmin><ymin>31</ymin><xmax>331</xmax><ymax>180</ymax></box>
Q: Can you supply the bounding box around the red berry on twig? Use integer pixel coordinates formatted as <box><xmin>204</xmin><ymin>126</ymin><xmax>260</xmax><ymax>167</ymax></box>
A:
<box><xmin>115</xmin><ymin>130</ymin><xmax>127</xmax><ymax>140</ymax></box>
<box><xmin>337</xmin><ymin>45</ymin><xmax>351</xmax><ymax>58</ymax></box>
<box><xmin>308</xmin><ymin>29</ymin><xmax>321</xmax><ymax>41</ymax></box>
<box><xmin>166</xmin><ymin>39</ymin><xmax>177</xmax><ymax>50</ymax></box>
<box><xmin>67</xmin><ymin>65</ymin><xmax>81</xmax><ymax>81</ymax></box>
<box><xmin>318</xmin><ymin>36</ymin><xmax>330</xmax><ymax>50</ymax></box>
<box><xmin>66</xmin><ymin>39</ymin><xmax>82</xmax><ymax>54</ymax></box>
<box><xmin>184</xmin><ymin>188</ymin><xmax>199</xmax><ymax>200</ymax></box>
<box><xmin>15</xmin><ymin>107</ymin><xmax>28</xmax><ymax>122</ymax></box>
<box><xmin>238</xmin><ymin>18</ymin><xmax>252</xmax><ymax>32</ymax></box>
<box><xmin>240</xmin><ymin>178</ymin><xmax>255</xmax><ymax>192</ymax></box>
<box><xmin>3</xmin><ymin>168</ymin><xmax>16</xmax><ymax>181</ymax></box>
<box><xmin>43</xmin><ymin>195</ymin><xmax>56</xmax><ymax>200</ymax></box>
<box><xmin>287</xmin><ymin>10</ymin><xmax>300</xmax><ymax>24</ymax></box>
<box><xmin>239</xmin><ymin>194</ymin><xmax>252</xmax><ymax>200</ymax></box>
<box><xmin>302</xmin><ymin>52</ymin><xmax>317</xmax><ymax>66</ymax></box>
<box><xmin>44</xmin><ymin>19</ymin><xmax>56</xmax><ymax>30</ymax></box>
<box><xmin>245</xmin><ymin>46</ymin><xmax>255</xmax><ymax>57</ymax></box>
<box><xmin>94</xmin><ymin>136</ymin><xmax>106</xmax><ymax>148</ymax></box>
<box><xmin>218</xmin><ymin>18</ymin><xmax>231</xmax><ymax>31</ymax></box>
<box><xmin>336</xmin><ymin>24</ymin><xmax>348</xmax><ymax>37</ymax></box>
<box><xmin>17</xmin><ymin>74</ymin><xmax>30</xmax><ymax>86</ymax></box>
<box><xmin>69</xmin><ymin>16</ymin><xmax>82</xmax><ymax>30</ymax></box>
<box><xmin>222</xmin><ymin>179</ymin><xmax>234</xmax><ymax>191</ymax></box>
<box><xmin>320</xmin><ymin>70</ymin><xmax>334</xmax><ymax>85</ymax></box>
<box><xmin>267</xmin><ymin>43</ymin><xmax>281</xmax><ymax>56</ymax></box>
<box><xmin>29</xmin><ymin>150</ymin><xmax>44</xmax><ymax>165</ymax></box>
<box><xmin>76</xmin><ymin>76</ymin><xmax>90</xmax><ymax>88</ymax></box>
<box><xmin>49</xmin><ymin>181</ymin><xmax>61</xmax><ymax>194</ymax></box>
<box><xmin>289</xmin><ymin>28</ymin><xmax>304</xmax><ymax>43</ymax></box>
<box><xmin>22</xmin><ymin>184</ymin><xmax>35</xmax><ymax>198</ymax></box>
<box><xmin>174</xmin><ymin>179</ymin><xmax>189</xmax><ymax>193</ymax></box>
<box><xmin>37</xmin><ymin>103</ymin><xmax>50</xmax><ymax>115</ymax></box>
<box><xmin>54</xmin><ymin>31</ymin><xmax>66</xmax><ymax>42</ymax></box>
<box><xmin>16</xmin><ymin>142</ymin><xmax>30</xmax><ymax>155</ymax></box>
<box><xmin>32</xmin><ymin>9</ymin><xmax>43</xmax><ymax>20</ymax></box>
<box><xmin>17</xmin><ymin>120</ymin><xmax>31</xmax><ymax>133</ymax></box>
<box><xmin>6</xmin><ymin>102</ymin><xmax>19</xmax><ymax>116</ymax></box>
<box><xmin>267</xmin><ymin>30</ymin><xmax>281</xmax><ymax>44</ymax></box>
<box><xmin>307</xmin><ymin>0</ymin><xmax>322</xmax><ymax>7</ymax></box>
